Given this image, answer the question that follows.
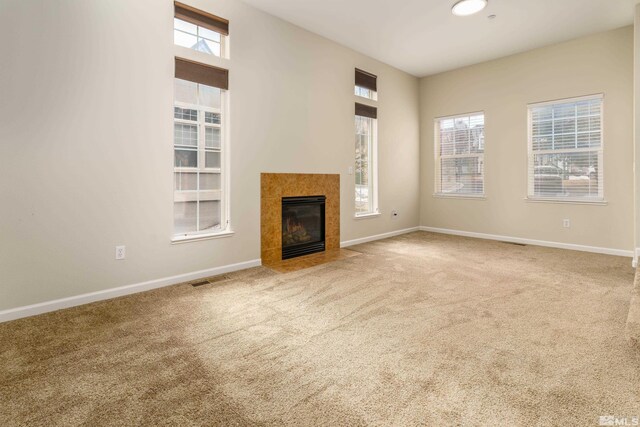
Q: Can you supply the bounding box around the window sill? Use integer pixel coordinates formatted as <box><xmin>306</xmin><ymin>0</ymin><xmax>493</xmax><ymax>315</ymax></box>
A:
<box><xmin>354</xmin><ymin>212</ymin><xmax>381</xmax><ymax>220</ymax></box>
<box><xmin>524</xmin><ymin>197</ymin><xmax>607</xmax><ymax>206</ymax></box>
<box><xmin>433</xmin><ymin>193</ymin><xmax>486</xmax><ymax>200</ymax></box>
<box><xmin>171</xmin><ymin>229</ymin><xmax>234</xmax><ymax>244</ymax></box>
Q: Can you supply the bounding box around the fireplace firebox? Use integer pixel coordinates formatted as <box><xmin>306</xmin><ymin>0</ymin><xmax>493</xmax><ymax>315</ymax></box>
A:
<box><xmin>281</xmin><ymin>196</ymin><xmax>326</xmax><ymax>259</ymax></box>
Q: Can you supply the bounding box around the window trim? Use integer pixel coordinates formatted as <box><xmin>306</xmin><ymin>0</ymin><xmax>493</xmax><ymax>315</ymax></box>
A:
<box><xmin>355</xmin><ymin>68</ymin><xmax>378</xmax><ymax>101</ymax></box>
<box><xmin>354</xmin><ymin>112</ymin><xmax>379</xmax><ymax>217</ymax></box>
<box><xmin>526</xmin><ymin>93</ymin><xmax>604</xmax><ymax>204</ymax></box>
<box><xmin>173</xmin><ymin>2</ymin><xmax>229</xmax><ymax>58</ymax></box>
<box><xmin>433</xmin><ymin>111</ymin><xmax>486</xmax><ymax>198</ymax></box>
<box><xmin>172</xmin><ymin>78</ymin><xmax>231</xmax><ymax>242</ymax></box>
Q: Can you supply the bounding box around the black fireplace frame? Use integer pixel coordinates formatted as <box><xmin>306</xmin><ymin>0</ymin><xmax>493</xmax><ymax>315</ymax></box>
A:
<box><xmin>281</xmin><ymin>195</ymin><xmax>326</xmax><ymax>260</ymax></box>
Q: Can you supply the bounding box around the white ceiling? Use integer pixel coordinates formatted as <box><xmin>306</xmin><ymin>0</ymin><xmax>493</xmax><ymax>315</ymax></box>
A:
<box><xmin>241</xmin><ymin>0</ymin><xmax>637</xmax><ymax>77</ymax></box>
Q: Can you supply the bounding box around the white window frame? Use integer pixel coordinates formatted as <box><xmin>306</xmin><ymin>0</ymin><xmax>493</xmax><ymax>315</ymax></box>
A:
<box><xmin>355</xmin><ymin>86</ymin><xmax>377</xmax><ymax>101</ymax></box>
<box><xmin>172</xmin><ymin>84</ymin><xmax>231</xmax><ymax>242</ymax></box>
<box><xmin>526</xmin><ymin>94</ymin><xmax>604</xmax><ymax>204</ymax></box>
<box><xmin>354</xmin><ymin>113</ymin><xmax>379</xmax><ymax>218</ymax></box>
<box><xmin>433</xmin><ymin>112</ymin><xmax>485</xmax><ymax>198</ymax></box>
<box><xmin>173</xmin><ymin>17</ymin><xmax>228</xmax><ymax>59</ymax></box>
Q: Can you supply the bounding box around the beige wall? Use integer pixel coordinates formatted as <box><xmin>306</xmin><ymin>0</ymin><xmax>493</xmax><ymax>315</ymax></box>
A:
<box><xmin>0</xmin><ymin>0</ymin><xmax>420</xmax><ymax>311</ymax></box>
<box><xmin>419</xmin><ymin>26</ymin><xmax>634</xmax><ymax>251</ymax></box>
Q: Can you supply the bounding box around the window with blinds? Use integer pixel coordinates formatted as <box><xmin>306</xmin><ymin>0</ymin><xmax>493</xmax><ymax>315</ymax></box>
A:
<box><xmin>434</xmin><ymin>113</ymin><xmax>485</xmax><ymax>196</ymax></box>
<box><xmin>528</xmin><ymin>95</ymin><xmax>603</xmax><ymax>201</ymax></box>
<box><xmin>355</xmin><ymin>68</ymin><xmax>377</xmax><ymax>100</ymax></box>
<box><xmin>174</xmin><ymin>2</ymin><xmax>229</xmax><ymax>57</ymax></box>
<box><xmin>173</xmin><ymin>58</ymin><xmax>229</xmax><ymax>238</ymax></box>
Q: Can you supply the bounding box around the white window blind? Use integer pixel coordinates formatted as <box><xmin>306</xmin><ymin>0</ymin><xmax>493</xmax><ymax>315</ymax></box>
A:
<box><xmin>435</xmin><ymin>113</ymin><xmax>485</xmax><ymax>196</ymax></box>
<box><xmin>528</xmin><ymin>95</ymin><xmax>603</xmax><ymax>201</ymax></box>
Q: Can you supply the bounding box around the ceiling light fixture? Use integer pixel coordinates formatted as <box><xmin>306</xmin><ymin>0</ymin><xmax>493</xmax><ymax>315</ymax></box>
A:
<box><xmin>451</xmin><ymin>0</ymin><xmax>487</xmax><ymax>17</ymax></box>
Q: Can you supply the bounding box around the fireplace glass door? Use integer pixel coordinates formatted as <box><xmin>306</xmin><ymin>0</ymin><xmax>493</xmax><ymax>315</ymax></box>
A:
<box><xmin>281</xmin><ymin>196</ymin><xmax>325</xmax><ymax>259</ymax></box>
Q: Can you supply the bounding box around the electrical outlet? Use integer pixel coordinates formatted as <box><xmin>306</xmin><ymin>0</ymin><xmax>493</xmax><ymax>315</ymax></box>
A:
<box><xmin>563</xmin><ymin>219</ymin><xmax>570</xmax><ymax>228</ymax></box>
<box><xmin>391</xmin><ymin>209</ymin><xmax>399</xmax><ymax>219</ymax></box>
<box><xmin>115</xmin><ymin>245</ymin><xmax>126</xmax><ymax>260</ymax></box>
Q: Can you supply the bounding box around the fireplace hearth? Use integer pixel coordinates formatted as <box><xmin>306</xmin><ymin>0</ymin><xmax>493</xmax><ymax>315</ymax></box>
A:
<box><xmin>281</xmin><ymin>196</ymin><xmax>325</xmax><ymax>259</ymax></box>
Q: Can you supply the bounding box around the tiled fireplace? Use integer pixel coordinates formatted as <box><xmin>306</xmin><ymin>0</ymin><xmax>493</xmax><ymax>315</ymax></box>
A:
<box><xmin>261</xmin><ymin>173</ymin><xmax>340</xmax><ymax>267</ymax></box>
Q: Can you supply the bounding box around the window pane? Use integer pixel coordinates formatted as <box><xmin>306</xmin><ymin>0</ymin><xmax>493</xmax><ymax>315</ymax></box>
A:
<box><xmin>174</xmin><ymin>123</ymin><xmax>197</xmax><ymax>146</ymax></box>
<box><xmin>355</xmin><ymin>86</ymin><xmax>377</xmax><ymax>100</ymax></box>
<box><xmin>553</xmin><ymin>103</ymin><xmax>575</xmax><ymax>118</ymax></box>
<box><xmin>174</xmin><ymin>18</ymin><xmax>197</xmax><ymax>35</ymax></box>
<box><xmin>174</xmin><ymin>30</ymin><xmax>199</xmax><ymax>50</ymax></box>
<box><xmin>554</xmin><ymin>133</ymin><xmax>576</xmax><ymax>150</ymax></box>
<box><xmin>205</xmin><ymin>112</ymin><xmax>221</xmax><ymax>124</ymax></box>
<box><xmin>532</xmin><ymin>151</ymin><xmax>600</xmax><ymax>198</ymax></box>
<box><xmin>205</xmin><ymin>151</ymin><xmax>221</xmax><ymax>169</ymax></box>
<box><xmin>554</xmin><ymin>118</ymin><xmax>575</xmax><ymax>135</ymax></box>
<box><xmin>205</xmin><ymin>127</ymin><xmax>221</xmax><ymax>148</ymax></box>
<box><xmin>439</xmin><ymin>131</ymin><xmax>454</xmax><ymax>156</ymax></box>
<box><xmin>197</xmin><ymin>39</ymin><xmax>221</xmax><ymax>56</ymax></box>
<box><xmin>199</xmin><ymin>173</ymin><xmax>221</xmax><ymax>190</ymax></box>
<box><xmin>198</xmin><ymin>201</ymin><xmax>222</xmax><ymax>231</ymax></box>
<box><xmin>199</xmin><ymin>27</ymin><xmax>221</xmax><ymax>42</ymax></box>
<box><xmin>440</xmin><ymin>157</ymin><xmax>484</xmax><ymax>195</ymax></box>
<box><xmin>174</xmin><ymin>172</ymin><xmax>198</xmax><ymax>191</ymax></box>
<box><xmin>174</xmin><ymin>107</ymin><xmax>197</xmax><ymax>121</ymax></box>
<box><xmin>531</xmin><ymin>106</ymin><xmax>552</xmax><ymax>122</ymax></box>
<box><xmin>532</xmin><ymin>120</ymin><xmax>552</xmax><ymax>137</ymax></box>
<box><xmin>533</xmin><ymin>136</ymin><xmax>552</xmax><ymax>151</ymax></box>
<box><xmin>175</xmin><ymin>149</ymin><xmax>197</xmax><ymax>168</ymax></box>
<box><xmin>442</xmin><ymin>115</ymin><xmax>485</xmax><ymax>155</ymax></box>
<box><xmin>200</xmin><ymin>85</ymin><xmax>221</xmax><ymax>109</ymax></box>
<box><xmin>174</xmin><ymin>78</ymin><xmax>198</xmax><ymax>105</ymax></box>
<box><xmin>174</xmin><ymin>201</ymin><xmax>197</xmax><ymax>234</ymax></box>
<box><xmin>531</xmin><ymin>98</ymin><xmax>603</xmax><ymax>153</ymax></box>
<box><xmin>355</xmin><ymin>185</ymin><xmax>369</xmax><ymax>214</ymax></box>
<box><xmin>470</xmin><ymin>115</ymin><xmax>484</xmax><ymax>152</ymax></box>
<box><xmin>174</xmin><ymin>18</ymin><xmax>223</xmax><ymax>57</ymax></box>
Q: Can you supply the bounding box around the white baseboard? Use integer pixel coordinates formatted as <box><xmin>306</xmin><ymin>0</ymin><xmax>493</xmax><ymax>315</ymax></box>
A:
<box><xmin>420</xmin><ymin>226</ymin><xmax>634</xmax><ymax>259</ymax></box>
<box><xmin>341</xmin><ymin>227</ymin><xmax>420</xmax><ymax>248</ymax></box>
<box><xmin>0</xmin><ymin>259</ymin><xmax>262</xmax><ymax>324</ymax></box>
<box><xmin>2</xmin><ymin>225</ymin><xmax>422</xmax><ymax>323</ymax></box>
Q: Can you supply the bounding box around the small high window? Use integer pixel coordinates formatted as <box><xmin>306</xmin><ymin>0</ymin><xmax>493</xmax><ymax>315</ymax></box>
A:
<box><xmin>355</xmin><ymin>68</ymin><xmax>377</xmax><ymax>101</ymax></box>
<box><xmin>174</xmin><ymin>2</ymin><xmax>228</xmax><ymax>57</ymax></box>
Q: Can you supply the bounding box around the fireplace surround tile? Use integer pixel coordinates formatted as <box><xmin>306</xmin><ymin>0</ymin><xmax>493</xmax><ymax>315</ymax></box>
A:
<box><xmin>261</xmin><ymin>173</ymin><xmax>340</xmax><ymax>266</ymax></box>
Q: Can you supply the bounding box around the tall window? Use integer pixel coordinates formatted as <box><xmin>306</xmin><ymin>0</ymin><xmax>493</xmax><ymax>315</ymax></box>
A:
<box><xmin>355</xmin><ymin>102</ymin><xmax>378</xmax><ymax>216</ymax></box>
<box><xmin>174</xmin><ymin>58</ymin><xmax>229</xmax><ymax>238</ymax></box>
<box><xmin>528</xmin><ymin>95</ymin><xmax>603</xmax><ymax>201</ymax></box>
<box><xmin>434</xmin><ymin>113</ymin><xmax>485</xmax><ymax>196</ymax></box>
<box><xmin>174</xmin><ymin>2</ymin><xmax>228</xmax><ymax>57</ymax></box>
<box><xmin>355</xmin><ymin>68</ymin><xmax>377</xmax><ymax>100</ymax></box>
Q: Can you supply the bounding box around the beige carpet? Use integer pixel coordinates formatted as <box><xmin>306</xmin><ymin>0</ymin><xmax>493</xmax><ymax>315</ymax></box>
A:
<box><xmin>1</xmin><ymin>231</ymin><xmax>639</xmax><ymax>426</ymax></box>
<box><xmin>627</xmin><ymin>267</ymin><xmax>640</xmax><ymax>350</ymax></box>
